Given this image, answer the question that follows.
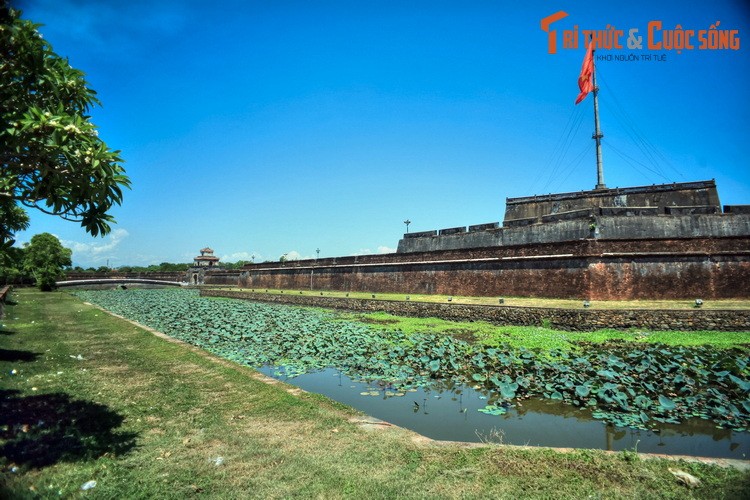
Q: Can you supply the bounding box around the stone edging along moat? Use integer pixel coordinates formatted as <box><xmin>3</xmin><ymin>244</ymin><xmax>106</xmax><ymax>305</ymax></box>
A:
<box><xmin>200</xmin><ymin>289</ymin><xmax>750</xmax><ymax>332</ymax></box>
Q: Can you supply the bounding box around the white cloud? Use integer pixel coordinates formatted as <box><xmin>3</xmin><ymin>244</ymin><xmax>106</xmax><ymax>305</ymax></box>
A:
<box><xmin>60</xmin><ymin>228</ymin><xmax>129</xmax><ymax>265</ymax></box>
<box><xmin>353</xmin><ymin>246</ymin><xmax>395</xmax><ymax>256</ymax></box>
<box><xmin>221</xmin><ymin>251</ymin><xmax>261</xmax><ymax>263</ymax></box>
<box><xmin>283</xmin><ymin>250</ymin><xmax>312</xmax><ymax>261</ymax></box>
<box><xmin>179</xmin><ymin>252</ymin><xmax>196</xmax><ymax>263</ymax></box>
<box><xmin>127</xmin><ymin>254</ymin><xmax>163</xmax><ymax>267</ymax></box>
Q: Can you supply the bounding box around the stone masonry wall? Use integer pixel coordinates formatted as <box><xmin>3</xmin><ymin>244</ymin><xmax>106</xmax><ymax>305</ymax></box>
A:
<box><xmin>503</xmin><ymin>180</ymin><xmax>720</xmax><ymax>221</ymax></box>
<box><xmin>236</xmin><ymin>237</ymin><xmax>750</xmax><ymax>300</ymax></box>
<box><xmin>396</xmin><ymin>214</ymin><xmax>750</xmax><ymax>253</ymax></box>
<box><xmin>200</xmin><ymin>289</ymin><xmax>750</xmax><ymax>332</ymax></box>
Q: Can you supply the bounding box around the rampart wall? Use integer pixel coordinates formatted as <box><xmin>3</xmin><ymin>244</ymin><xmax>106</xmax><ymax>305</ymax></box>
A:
<box><xmin>200</xmin><ymin>289</ymin><xmax>750</xmax><ymax>332</ymax></box>
<box><xmin>397</xmin><ymin>214</ymin><xmax>750</xmax><ymax>253</ymax></box>
<box><xmin>231</xmin><ymin>237</ymin><xmax>750</xmax><ymax>300</ymax></box>
<box><xmin>503</xmin><ymin>180</ymin><xmax>720</xmax><ymax>221</ymax></box>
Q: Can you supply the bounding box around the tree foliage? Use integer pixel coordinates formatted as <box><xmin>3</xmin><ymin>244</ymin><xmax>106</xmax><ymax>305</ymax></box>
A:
<box><xmin>0</xmin><ymin>5</ymin><xmax>130</xmax><ymax>248</ymax></box>
<box><xmin>71</xmin><ymin>262</ymin><xmax>192</xmax><ymax>274</ymax></box>
<box><xmin>23</xmin><ymin>232</ymin><xmax>71</xmax><ymax>290</ymax></box>
<box><xmin>217</xmin><ymin>260</ymin><xmax>248</xmax><ymax>270</ymax></box>
<box><xmin>0</xmin><ymin>243</ymin><xmax>25</xmax><ymax>285</ymax></box>
<box><xmin>0</xmin><ymin>199</ymin><xmax>29</xmax><ymax>251</ymax></box>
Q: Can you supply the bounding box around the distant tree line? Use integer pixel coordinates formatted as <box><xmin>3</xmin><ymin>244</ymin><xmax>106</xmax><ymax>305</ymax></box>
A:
<box><xmin>2</xmin><ymin>233</ymin><xmax>252</xmax><ymax>288</ymax></box>
<box><xmin>77</xmin><ymin>263</ymin><xmax>192</xmax><ymax>274</ymax></box>
<box><xmin>4</xmin><ymin>254</ymin><xmax>253</xmax><ymax>284</ymax></box>
<box><xmin>69</xmin><ymin>260</ymin><xmax>250</xmax><ymax>273</ymax></box>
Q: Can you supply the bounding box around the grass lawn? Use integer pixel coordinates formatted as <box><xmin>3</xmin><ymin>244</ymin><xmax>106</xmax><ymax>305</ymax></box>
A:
<box><xmin>1</xmin><ymin>289</ymin><xmax>749</xmax><ymax>499</ymax></box>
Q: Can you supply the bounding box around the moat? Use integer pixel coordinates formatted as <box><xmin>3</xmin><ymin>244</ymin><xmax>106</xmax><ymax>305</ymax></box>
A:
<box><xmin>261</xmin><ymin>366</ymin><xmax>749</xmax><ymax>460</ymax></box>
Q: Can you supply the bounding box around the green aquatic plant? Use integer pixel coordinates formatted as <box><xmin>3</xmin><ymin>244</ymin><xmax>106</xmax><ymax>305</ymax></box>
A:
<box><xmin>72</xmin><ymin>289</ymin><xmax>750</xmax><ymax>433</ymax></box>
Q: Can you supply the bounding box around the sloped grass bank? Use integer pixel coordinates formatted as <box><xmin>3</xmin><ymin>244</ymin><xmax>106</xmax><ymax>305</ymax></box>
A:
<box><xmin>0</xmin><ymin>289</ymin><xmax>748</xmax><ymax>499</ymax></box>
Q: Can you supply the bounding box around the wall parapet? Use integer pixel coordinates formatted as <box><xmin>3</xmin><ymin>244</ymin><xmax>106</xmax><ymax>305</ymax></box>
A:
<box><xmin>403</xmin><ymin>230</ymin><xmax>438</xmax><ymax>239</ymax></box>
<box><xmin>396</xmin><ymin>214</ymin><xmax>750</xmax><ymax>253</ymax></box>
<box><xmin>200</xmin><ymin>289</ymin><xmax>750</xmax><ymax>332</ymax></box>
<box><xmin>504</xmin><ymin>179</ymin><xmax>720</xmax><ymax>221</ymax></box>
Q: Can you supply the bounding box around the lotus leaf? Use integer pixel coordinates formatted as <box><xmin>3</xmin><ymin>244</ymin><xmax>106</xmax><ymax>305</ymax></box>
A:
<box><xmin>575</xmin><ymin>385</ymin><xmax>591</xmax><ymax>398</ymax></box>
<box><xmin>729</xmin><ymin>374</ymin><xmax>750</xmax><ymax>392</ymax></box>
<box><xmin>478</xmin><ymin>405</ymin><xmax>507</xmax><ymax>416</ymax></box>
<box><xmin>658</xmin><ymin>395</ymin><xmax>677</xmax><ymax>411</ymax></box>
<box><xmin>499</xmin><ymin>382</ymin><xmax>518</xmax><ymax>400</ymax></box>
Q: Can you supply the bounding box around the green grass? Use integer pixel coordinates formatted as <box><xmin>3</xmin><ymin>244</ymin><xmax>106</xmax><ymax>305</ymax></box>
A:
<box><xmin>1</xmin><ymin>289</ymin><xmax>749</xmax><ymax>499</ymax></box>
<box><xmin>333</xmin><ymin>311</ymin><xmax>750</xmax><ymax>351</ymax></box>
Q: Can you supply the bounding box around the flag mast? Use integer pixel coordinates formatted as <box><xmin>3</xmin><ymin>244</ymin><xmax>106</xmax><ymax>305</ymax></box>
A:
<box><xmin>592</xmin><ymin>47</ymin><xmax>606</xmax><ymax>190</ymax></box>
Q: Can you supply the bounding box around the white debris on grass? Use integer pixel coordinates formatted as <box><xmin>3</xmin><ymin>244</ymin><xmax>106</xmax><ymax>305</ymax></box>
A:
<box><xmin>81</xmin><ymin>480</ymin><xmax>97</xmax><ymax>491</ymax></box>
<box><xmin>668</xmin><ymin>468</ymin><xmax>701</xmax><ymax>488</ymax></box>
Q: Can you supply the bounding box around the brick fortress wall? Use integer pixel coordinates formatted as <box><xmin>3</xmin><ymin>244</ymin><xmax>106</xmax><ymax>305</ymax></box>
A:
<box><xmin>227</xmin><ymin>237</ymin><xmax>750</xmax><ymax>300</ymax></box>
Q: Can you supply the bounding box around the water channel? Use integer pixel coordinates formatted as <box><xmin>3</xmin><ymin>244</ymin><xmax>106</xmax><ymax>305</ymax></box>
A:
<box><xmin>259</xmin><ymin>366</ymin><xmax>749</xmax><ymax>460</ymax></box>
<box><xmin>69</xmin><ymin>288</ymin><xmax>749</xmax><ymax>461</ymax></box>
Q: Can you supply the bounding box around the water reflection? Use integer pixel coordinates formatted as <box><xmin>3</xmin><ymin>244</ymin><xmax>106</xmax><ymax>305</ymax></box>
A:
<box><xmin>258</xmin><ymin>366</ymin><xmax>749</xmax><ymax>459</ymax></box>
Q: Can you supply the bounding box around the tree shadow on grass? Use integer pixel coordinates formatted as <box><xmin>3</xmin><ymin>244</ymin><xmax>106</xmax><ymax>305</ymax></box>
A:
<box><xmin>0</xmin><ymin>390</ymin><xmax>138</xmax><ymax>468</ymax></box>
<box><xmin>0</xmin><ymin>349</ymin><xmax>39</xmax><ymax>362</ymax></box>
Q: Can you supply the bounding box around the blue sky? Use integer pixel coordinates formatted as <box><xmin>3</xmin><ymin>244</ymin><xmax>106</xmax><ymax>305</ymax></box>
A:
<box><xmin>14</xmin><ymin>0</ymin><xmax>750</xmax><ymax>267</ymax></box>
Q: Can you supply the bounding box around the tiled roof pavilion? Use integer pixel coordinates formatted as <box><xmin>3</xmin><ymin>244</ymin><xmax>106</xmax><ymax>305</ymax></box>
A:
<box><xmin>193</xmin><ymin>247</ymin><xmax>220</xmax><ymax>267</ymax></box>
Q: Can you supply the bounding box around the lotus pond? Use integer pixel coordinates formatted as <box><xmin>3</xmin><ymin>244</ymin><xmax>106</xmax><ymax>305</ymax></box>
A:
<box><xmin>71</xmin><ymin>289</ymin><xmax>750</xmax><ymax>459</ymax></box>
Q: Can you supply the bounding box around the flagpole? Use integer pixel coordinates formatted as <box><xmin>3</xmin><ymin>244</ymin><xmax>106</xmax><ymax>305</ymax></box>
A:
<box><xmin>592</xmin><ymin>46</ymin><xmax>606</xmax><ymax>190</ymax></box>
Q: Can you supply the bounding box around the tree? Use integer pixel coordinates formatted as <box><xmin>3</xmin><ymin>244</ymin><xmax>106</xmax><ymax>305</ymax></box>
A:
<box><xmin>23</xmin><ymin>232</ymin><xmax>71</xmax><ymax>290</ymax></box>
<box><xmin>221</xmin><ymin>260</ymin><xmax>249</xmax><ymax>270</ymax></box>
<box><xmin>0</xmin><ymin>243</ymin><xmax>26</xmax><ymax>285</ymax></box>
<box><xmin>0</xmin><ymin>5</ymin><xmax>130</xmax><ymax>249</ymax></box>
<box><xmin>0</xmin><ymin>198</ymin><xmax>29</xmax><ymax>252</ymax></box>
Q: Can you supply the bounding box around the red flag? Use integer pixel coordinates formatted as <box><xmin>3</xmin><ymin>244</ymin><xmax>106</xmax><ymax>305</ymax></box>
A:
<box><xmin>575</xmin><ymin>38</ymin><xmax>595</xmax><ymax>104</ymax></box>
